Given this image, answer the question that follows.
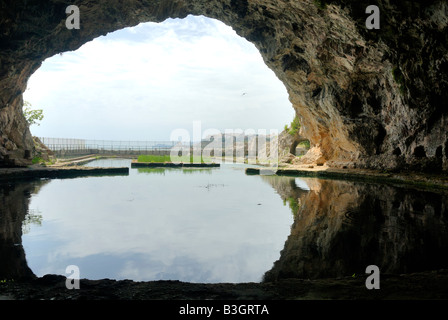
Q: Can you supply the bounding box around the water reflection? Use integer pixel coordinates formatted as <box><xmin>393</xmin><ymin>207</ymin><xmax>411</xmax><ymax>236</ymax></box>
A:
<box><xmin>261</xmin><ymin>176</ymin><xmax>448</xmax><ymax>280</ymax></box>
<box><xmin>18</xmin><ymin>161</ymin><xmax>294</xmax><ymax>283</ymax></box>
<box><xmin>0</xmin><ymin>180</ymin><xmax>49</xmax><ymax>280</ymax></box>
<box><xmin>137</xmin><ymin>167</ymin><xmax>214</xmax><ymax>175</ymax></box>
<box><xmin>1</xmin><ymin>162</ymin><xmax>448</xmax><ymax>283</ymax></box>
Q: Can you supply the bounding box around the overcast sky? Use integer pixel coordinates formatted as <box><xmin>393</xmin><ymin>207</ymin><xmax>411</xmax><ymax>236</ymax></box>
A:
<box><xmin>23</xmin><ymin>15</ymin><xmax>294</xmax><ymax>141</ymax></box>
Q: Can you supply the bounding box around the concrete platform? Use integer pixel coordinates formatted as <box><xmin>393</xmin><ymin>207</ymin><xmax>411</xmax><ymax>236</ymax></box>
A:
<box><xmin>131</xmin><ymin>161</ymin><xmax>220</xmax><ymax>168</ymax></box>
<box><xmin>0</xmin><ymin>165</ymin><xmax>129</xmax><ymax>182</ymax></box>
<box><xmin>245</xmin><ymin>166</ymin><xmax>448</xmax><ymax>191</ymax></box>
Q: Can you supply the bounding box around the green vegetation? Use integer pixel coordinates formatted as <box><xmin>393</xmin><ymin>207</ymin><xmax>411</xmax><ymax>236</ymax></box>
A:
<box><xmin>31</xmin><ymin>155</ymin><xmax>56</xmax><ymax>166</ymax></box>
<box><xmin>298</xmin><ymin>140</ymin><xmax>311</xmax><ymax>149</ymax></box>
<box><xmin>138</xmin><ymin>155</ymin><xmax>171</xmax><ymax>163</ymax></box>
<box><xmin>137</xmin><ymin>167</ymin><xmax>169</xmax><ymax>175</ymax></box>
<box><xmin>32</xmin><ymin>156</ymin><xmax>44</xmax><ymax>164</ymax></box>
<box><xmin>0</xmin><ymin>279</ymin><xmax>14</xmax><ymax>283</ymax></box>
<box><xmin>285</xmin><ymin>116</ymin><xmax>301</xmax><ymax>136</ymax></box>
<box><xmin>284</xmin><ymin>196</ymin><xmax>300</xmax><ymax>217</ymax></box>
<box><xmin>137</xmin><ymin>154</ymin><xmax>213</xmax><ymax>164</ymax></box>
<box><xmin>22</xmin><ymin>209</ymin><xmax>43</xmax><ymax>234</ymax></box>
<box><xmin>23</xmin><ymin>101</ymin><xmax>44</xmax><ymax>126</ymax></box>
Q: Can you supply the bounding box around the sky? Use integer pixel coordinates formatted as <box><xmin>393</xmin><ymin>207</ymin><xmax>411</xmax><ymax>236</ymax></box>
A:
<box><xmin>23</xmin><ymin>15</ymin><xmax>294</xmax><ymax>141</ymax></box>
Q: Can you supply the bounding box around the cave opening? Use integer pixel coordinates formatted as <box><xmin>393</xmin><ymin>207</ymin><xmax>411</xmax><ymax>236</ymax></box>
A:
<box><xmin>1</xmin><ymin>1</ymin><xmax>373</xmax><ymax>169</ymax></box>
<box><xmin>413</xmin><ymin>146</ymin><xmax>427</xmax><ymax>158</ymax></box>
<box><xmin>23</xmin><ymin>15</ymin><xmax>295</xmax><ymax>155</ymax></box>
<box><xmin>2</xmin><ymin>1</ymin><xmax>446</xmax><ymax>171</ymax></box>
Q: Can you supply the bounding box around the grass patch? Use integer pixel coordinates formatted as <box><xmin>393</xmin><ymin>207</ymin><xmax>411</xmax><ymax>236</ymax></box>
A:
<box><xmin>32</xmin><ymin>156</ymin><xmax>44</xmax><ymax>164</ymax></box>
<box><xmin>137</xmin><ymin>154</ymin><xmax>213</xmax><ymax>164</ymax></box>
<box><xmin>138</xmin><ymin>155</ymin><xmax>171</xmax><ymax>163</ymax></box>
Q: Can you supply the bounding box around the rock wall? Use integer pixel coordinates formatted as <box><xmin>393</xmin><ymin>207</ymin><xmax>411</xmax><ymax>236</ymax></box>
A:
<box><xmin>0</xmin><ymin>0</ymin><xmax>447</xmax><ymax>171</ymax></box>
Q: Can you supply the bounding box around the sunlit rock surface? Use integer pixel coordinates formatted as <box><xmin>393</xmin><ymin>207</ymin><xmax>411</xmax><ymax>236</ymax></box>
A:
<box><xmin>0</xmin><ymin>0</ymin><xmax>447</xmax><ymax>171</ymax></box>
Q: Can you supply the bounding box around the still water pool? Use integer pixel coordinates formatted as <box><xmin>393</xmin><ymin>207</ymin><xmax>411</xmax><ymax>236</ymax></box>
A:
<box><xmin>8</xmin><ymin>158</ymin><xmax>448</xmax><ymax>284</ymax></box>
<box><xmin>21</xmin><ymin>159</ymin><xmax>295</xmax><ymax>283</ymax></box>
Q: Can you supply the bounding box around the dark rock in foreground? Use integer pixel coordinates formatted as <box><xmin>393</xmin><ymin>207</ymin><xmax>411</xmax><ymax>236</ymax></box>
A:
<box><xmin>1</xmin><ymin>270</ymin><xmax>448</xmax><ymax>300</ymax></box>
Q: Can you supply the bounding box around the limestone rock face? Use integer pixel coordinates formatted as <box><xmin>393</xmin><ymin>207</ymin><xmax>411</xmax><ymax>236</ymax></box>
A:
<box><xmin>32</xmin><ymin>136</ymin><xmax>55</xmax><ymax>163</ymax></box>
<box><xmin>0</xmin><ymin>0</ymin><xmax>447</xmax><ymax>171</ymax></box>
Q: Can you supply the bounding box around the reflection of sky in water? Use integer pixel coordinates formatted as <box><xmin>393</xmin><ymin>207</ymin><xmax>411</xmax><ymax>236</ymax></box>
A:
<box><xmin>295</xmin><ymin>178</ymin><xmax>310</xmax><ymax>191</ymax></box>
<box><xmin>22</xmin><ymin>159</ymin><xmax>297</xmax><ymax>283</ymax></box>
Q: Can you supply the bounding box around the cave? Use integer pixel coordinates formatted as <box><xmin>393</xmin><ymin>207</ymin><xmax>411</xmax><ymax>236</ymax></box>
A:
<box><xmin>413</xmin><ymin>145</ymin><xmax>427</xmax><ymax>158</ymax></box>
<box><xmin>289</xmin><ymin>138</ymin><xmax>310</xmax><ymax>156</ymax></box>
<box><xmin>1</xmin><ymin>0</ymin><xmax>447</xmax><ymax>172</ymax></box>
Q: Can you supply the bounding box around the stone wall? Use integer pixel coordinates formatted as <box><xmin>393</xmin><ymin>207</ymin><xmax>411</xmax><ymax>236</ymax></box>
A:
<box><xmin>1</xmin><ymin>0</ymin><xmax>447</xmax><ymax>171</ymax></box>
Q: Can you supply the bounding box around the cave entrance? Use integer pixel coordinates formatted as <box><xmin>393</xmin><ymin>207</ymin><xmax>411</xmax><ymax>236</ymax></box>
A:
<box><xmin>23</xmin><ymin>15</ymin><xmax>295</xmax><ymax>157</ymax></box>
<box><xmin>3</xmin><ymin>1</ymin><xmax>352</xmax><ymax>168</ymax></box>
<box><xmin>291</xmin><ymin>139</ymin><xmax>310</xmax><ymax>156</ymax></box>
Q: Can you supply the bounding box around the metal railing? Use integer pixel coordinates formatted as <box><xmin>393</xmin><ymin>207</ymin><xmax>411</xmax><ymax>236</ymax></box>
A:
<box><xmin>39</xmin><ymin>137</ymin><xmax>268</xmax><ymax>159</ymax></box>
<box><xmin>39</xmin><ymin>137</ymin><xmax>187</xmax><ymax>158</ymax></box>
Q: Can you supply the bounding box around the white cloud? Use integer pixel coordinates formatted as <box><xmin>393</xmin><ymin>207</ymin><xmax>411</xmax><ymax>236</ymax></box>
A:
<box><xmin>24</xmin><ymin>15</ymin><xmax>294</xmax><ymax>141</ymax></box>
